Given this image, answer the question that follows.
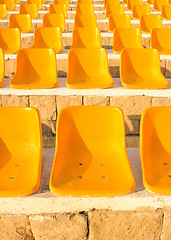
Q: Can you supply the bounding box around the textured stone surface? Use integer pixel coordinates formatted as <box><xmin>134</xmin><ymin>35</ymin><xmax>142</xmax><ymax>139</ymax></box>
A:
<box><xmin>30</xmin><ymin>95</ymin><xmax>56</xmax><ymax>121</ymax></box>
<box><xmin>30</xmin><ymin>213</ymin><xmax>87</xmax><ymax>240</ymax></box>
<box><xmin>5</xmin><ymin>59</ymin><xmax>16</xmax><ymax>78</ymax></box>
<box><xmin>161</xmin><ymin>210</ymin><xmax>171</xmax><ymax>240</ymax></box>
<box><xmin>0</xmin><ymin>215</ymin><xmax>34</xmax><ymax>240</ymax></box>
<box><xmin>56</xmin><ymin>95</ymin><xmax>82</xmax><ymax>112</ymax></box>
<box><xmin>152</xmin><ymin>97</ymin><xmax>171</xmax><ymax>106</ymax></box>
<box><xmin>126</xmin><ymin>135</ymin><xmax>139</xmax><ymax>147</ymax></box>
<box><xmin>83</xmin><ymin>95</ymin><xmax>110</xmax><ymax>105</ymax></box>
<box><xmin>109</xmin><ymin>59</ymin><xmax>120</xmax><ymax>78</ymax></box>
<box><xmin>1</xmin><ymin>95</ymin><xmax>29</xmax><ymax>106</ymax></box>
<box><xmin>89</xmin><ymin>209</ymin><xmax>164</xmax><ymax>240</ymax></box>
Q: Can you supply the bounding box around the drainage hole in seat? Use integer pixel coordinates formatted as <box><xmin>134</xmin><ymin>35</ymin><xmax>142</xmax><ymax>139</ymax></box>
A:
<box><xmin>101</xmin><ymin>176</ymin><xmax>105</xmax><ymax>179</ymax></box>
<box><xmin>78</xmin><ymin>176</ymin><xmax>82</xmax><ymax>179</ymax></box>
<box><xmin>10</xmin><ymin>176</ymin><xmax>14</xmax><ymax>179</ymax></box>
<box><xmin>163</xmin><ymin>163</ymin><xmax>168</xmax><ymax>165</ymax></box>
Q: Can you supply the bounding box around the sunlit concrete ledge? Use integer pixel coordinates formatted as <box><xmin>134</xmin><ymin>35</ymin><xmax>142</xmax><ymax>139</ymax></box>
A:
<box><xmin>2</xmin><ymin>78</ymin><xmax>171</xmax><ymax>97</ymax></box>
<box><xmin>0</xmin><ymin>148</ymin><xmax>170</xmax><ymax>215</ymax></box>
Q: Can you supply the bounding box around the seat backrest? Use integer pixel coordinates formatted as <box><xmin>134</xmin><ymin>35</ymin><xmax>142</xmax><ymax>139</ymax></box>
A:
<box><xmin>109</xmin><ymin>14</ymin><xmax>131</xmax><ymax>32</ymax></box>
<box><xmin>127</xmin><ymin>0</ymin><xmax>142</xmax><ymax>10</ymax></box>
<box><xmin>151</xmin><ymin>28</ymin><xmax>171</xmax><ymax>54</ymax></box>
<box><xmin>154</xmin><ymin>0</ymin><xmax>169</xmax><ymax>11</ymax></box>
<box><xmin>162</xmin><ymin>4</ymin><xmax>171</xmax><ymax>19</ymax></box>
<box><xmin>140</xmin><ymin>15</ymin><xmax>162</xmax><ymax>33</ymax></box>
<box><xmin>49</xmin><ymin>4</ymin><xmax>67</xmax><ymax>17</ymax></box>
<box><xmin>0</xmin><ymin>28</ymin><xmax>21</xmax><ymax>54</ymax></box>
<box><xmin>0</xmin><ymin>49</ymin><xmax>4</xmax><ymax>87</ymax></box>
<box><xmin>0</xmin><ymin>0</ymin><xmax>15</xmax><ymax>10</ymax></box>
<box><xmin>0</xmin><ymin>4</ymin><xmax>7</xmax><ymax>19</ymax></box>
<box><xmin>20</xmin><ymin>3</ymin><xmax>38</xmax><ymax>19</ymax></box>
<box><xmin>43</xmin><ymin>13</ymin><xmax>65</xmax><ymax>31</ymax></box>
<box><xmin>132</xmin><ymin>4</ymin><xmax>151</xmax><ymax>19</ymax></box>
<box><xmin>72</xmin><ymin>27</ymin><xmax>101</xmax><ymax>48</ymax></box>
<box><xmin>76</xmin><ymin>3</ymin><xmax>94</xmax><ymax>14</ymax></box>
<box><xmin>9</xmin><ymin>14</ymin><xmax>32</xmax><ymax>33</ymax></box>
<box><xmin>27</xmin><ymin>0</ymin><xmax>42</xmax><ymax>10</ymax></box>
<box><xmin>106</xmin><ymin>4</ymin><xmax>124</xmax><ymax>18</ymax></box>
<box><xmin>74</xmin><ymin>13</ymin><xmax>97</xmax><ymax>28</ymax></box>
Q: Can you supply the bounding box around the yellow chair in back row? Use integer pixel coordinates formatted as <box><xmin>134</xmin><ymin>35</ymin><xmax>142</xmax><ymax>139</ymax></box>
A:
<box><xmin>109</xmin><ymin>14</ymin><xmax>131</xmax><ymax>32</ymax></box>
<box><xmin>132</xmin><ymin>4</ymin><xmax>151</xmax><ymax>19</ymax></box>
<box><xmin>154</xmin><ymin>0</ymin><xmax>169</xmax><ymax>11</ymax></box>
<box><xmin>0</xmin><ymin>28</ymin><xmax>20</xmax><ymax>54</ymax></box>
<box><xmin>49</xmin><ymin>4</ymin><xmax>67</xmax><ymax>17</ymax></box>
<box><xmin>74</xmin><ymin>14</ymin><xmax>97</xmax><ymax>28</ymax></box>
<box><xmin>140</xmin><ymin>15</ymin><xmax>162</xmax><ymax>33</ymax></box>
<box><xmin>9</xmin><ymin>14</ymin><xmax>32</xmax><ymax>33</ymax></box>
<box><xmin>20</xmin><ymin>4</ymin><xmax>38</xmax><ymax>19</ymax></box>
<box><xmin>0</xmin><ymin>0</ymin><xmax>15</xmax><ymax>10</ymax></box>
<box><xmin>0</xmin><ymin>4</ymin><xmax>7</xmax><ymax>19</ymax></box>
<box><xmin>50</xmin><ymin>106</ymin><xmax>135</xmax><ymax>197</ymax></box>
<box><xmin>43</xmin><ymin>13</ymin><xmax>65</xmax><ymax>31</ymax></box>
<box><xmin>10</xmin><ymin>49</ymin><xmax>58</xmax><ymax>89</ymax></box>
<box><xmin>106</xmin><ymin>4</ymin><xmax>124</xmax><ymax>18</ymax></box>
<box><xmin>162</xmin><ymin>4</ymin><xmax>171</xmax><ymax>19</ymax></box>
<box><xmin>32</xmin><ymin>27</ymin><xmax>62</xmax><ymax>53</ymax></box>
<box><xmin>76</xmin><ymin>3</ymin><xmax>94</xmax><ymax>14</ymax></box>
<box><xmin>127</xmin><ymin>0</ymin><xmax>142</xmax><ymax>11</ymax></box>
<box><xmin>120</xmin><ymin>48</ymin><xmax>169</xmax><ymax>89</ymax></box>
<box><xmin>27</xmin><ymin>0</ymin><xmax>42</xmax><ymax>10</ymax></box>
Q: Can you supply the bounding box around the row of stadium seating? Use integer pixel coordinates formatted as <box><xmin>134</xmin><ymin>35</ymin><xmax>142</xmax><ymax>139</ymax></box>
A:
<box><xmin>0</xmin><ymin>105</ymin><xmax>169</xmax><ymax>197</ymax></box>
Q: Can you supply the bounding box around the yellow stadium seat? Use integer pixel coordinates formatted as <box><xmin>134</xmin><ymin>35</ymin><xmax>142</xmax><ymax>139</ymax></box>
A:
<box><xmin>151</xmin><ymin>28</ymin><xmax>171</xmax><ymax>55</ymax></box>
<box><xmin>15</xmin><ymin>0</ymin><xmax>20</xmax><ymax>3</ymax></box>
<box><xmin>127</xmin><ymin>0</ymin><xmax>142</xmax><ymax>11</ymax></box>
<box><xmin>147</xmin><ymin>0</ymin><xmax>154</xmax><ymax>3</ymax></box>
<box><xmin>140</xmin><ymin>15</ymin><xmax>162</xmax><ymax>33</ymax></box>
<box><xmin>154</xmin><ymin>0</ymin><xmax>169</xmax><ymax>11</ymax></box>
<box><xmin>109</xmin><ymin>14</ymin><xmax>131</xmax><ymax>32</ymax></box>
<box><xmin>9</xmin><ymin>14</ymin><xmax>32</xmax><ymax>33</ymax></box>
<box><xmin>10</xmin><ymin>49</ymin><xmax>58</xmax><ymax>89</ymax></box>
<box><xmin>0</xmin><ymin>4</ymin><xmax>7</xmax><ymax>19</ymax></box>
<box><xmin>0</xmin><ymin>107</ymin><xmax>42</xmax><ymax>197</ymax></box>
<box><xmin>32</xmin><ymin>27</ymin><xmax>62</xmax><ymax>53</ymax></box>
<box><xmin>0</xmin><ymin>0</ymin><xmax>15</xmax><ymax>10</ymax></box>
<box><xmin>0</xmin><ymin>28</ymin><xmax>20</xmax><ymax>54</ymax></box>
<box><xmin>27</xmin><ymin>0</ymin><xmax>42</xmax><ymax>10</ymax></box>
<box><xmin>67</xmin><ymin>48</ymin><xmax>114</xmax><ymax>89</ymax></box>
<box><xmin>76</xmin><ymin>3</ymin><xmax>94</xmax><ymax>14</ymax></box>
<box><xmin>72</xmin><ymin>27</ymin><xmax>101</xmax><ymax>48</ymax></box>
<box><xmin>74</xmin><ymin>14</ymin><xmax>97</xmax><ymax>28</ymax></box>
<box><xmin>113</xmin><ymin>28</ymin><xmax>143</xmax><ymax>54</ymax></box>
<box><xmin>50</xmin><ymin>106</ymin><xmax>135</xmax><ymax>197</ymax></box>
<box><xmin>140</xmin><ymin>106</ymin><xmax>171</xmax><ymax>195</ymax></box>
<box><xmin>42</xmin><ymin>0</ymin><xmax>46</xmax><ymax>4</ymax></box>
<box><xmin>20</xmin><ymin>4</ymin><xmax>38</xmax><ymax>19</ymax></box>
<box><xmin>132</xmin><ymin>4</ymin><xmax>151</xmax><ymax>19</ymax></box>
<box><xmin>49</xmin><ymin>4</ymin><xmax>67</xmax><ymax>18</ymax></box>
<box><xmin>54</xmin><ymin>0</ymin><xmax>69</xmax><ymax>9</ymax></box>
<box><xmin>43</xmin><ymin>14</ymin><xmax>65</xmax><ymax>31</ymax></box>
<box><xmin>104</xmin><ymin>0</ymin><xmax>120</xmax><ymax>8</ymax></box>
<box><xmin>106</xmin><ymin>4</ymin><xmax>124</xmax><ymax>18</ymax></box>
<box><xmin>0</xmin><ymin>49</ymin><xmax>4</xmax><ymax>87</ymax></box>
<box><xmin>78</xmin><ymin>0</ymin><xmax>92</xmax><ymax>4</ymax></box>
<box><xmin>162</xmin><ymin>4</ymin><xmax>171</xmax><ymax>19</ymax></box>
<box><xmin>120</xmin><ymin>48</ymin><xmax>169</xmax><ymax>89</ymax></box>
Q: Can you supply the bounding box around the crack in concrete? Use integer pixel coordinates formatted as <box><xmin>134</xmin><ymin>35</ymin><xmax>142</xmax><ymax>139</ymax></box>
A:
<box><xmin>79</xmin><ymin>211</ymin><xmax>90</xmax><ymax>240</ymax></box>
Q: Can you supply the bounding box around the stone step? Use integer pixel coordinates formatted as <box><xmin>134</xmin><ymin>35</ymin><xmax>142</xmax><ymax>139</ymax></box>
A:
<box><xmin>1</xmin><ymin>78</ymin><xmax>171</xmax><ymax>148</ymax></box>
<box><xmin>1</xmin><ymin>18</ymin><xmax>171</xmax><ymax>32</ymax></box>
<box><xmin>4</xmin><ymin>49</ymin><xmax>171</xmax><ymax>78</ymax></box>
<box><xmin>0</xmin><ymin>147</ymin><xmax>170</xmax><ymax>215</ymax></box>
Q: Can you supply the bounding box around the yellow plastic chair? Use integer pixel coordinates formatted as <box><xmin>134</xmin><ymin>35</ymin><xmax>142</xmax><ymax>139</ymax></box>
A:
<box><xmin>20</xmin><ymin>4</ymin><xmax>38</xmax><ymax>19</ymax></box>
<box><xmin>132</xmin><ymin>4</ymin><xmax>151</xmax><ymax>19</ymax></box>
<box><xmin>67</xmin><ymin>48</ymin><xmax>114</xmax><ymax>89</ymax></box>
<box><xmin>147</xmin><ymin>0</ymin><xmax>154</xmax><ymax>4</ymax></box>
<box><xmin>162</xmin><ymin>4</ymin><xmax>171</xmax><ymax>20</ymax></box>
<box><xmin>76</xmin><ymin>4</ymin><xmax>94</xmax><ymax>14</ymax></box>
<box><xmin>49</xmin><ymin>4</ymin><xmax>67</xmax><ymax>18</ymax></box>
<box><xmin>106</xmin><ymin>4</ymin><xmax>124</xmax><ymax>18</ymax></box>
<box><xmin>77</xmin><ymin>0</ymin><xmax>92</xmax><ymax>4</ymax></box>
<box><xmin>0</xmin><ymin>28</ymin><xmax>20</xmax><ymax>54</ymax></box>
<box><xmin>154</xmin><ymin>0</ymin><xmax>169</xmax><ymax>11</ymax></box>
<box><xmin>42</xmin><ymin>0</ymin><xmax>46</xmax><ymax>4</ymax></box>
<box><xmin>0</xmin><ymin>4</ymin><xmax>7</xmax><ymax>19</ymax></box>
<box><xmin>104</xmin><ymin>0</ymin><xmax>120</xmax><ymax>8</ymax></box>
<box><xmin>140</xmin><ymin>15</ymin><xmax>162</xmax><ymax>33</ymax></box>
<box><xmin>43</xmin><ymin>14</ymin><xmax>65</xmax><ymax>31</ymax></box>
<box><xmin>151</xmin><ymin>28</ymin><xmax>171</xmax><ymax>55</ymax></box>
<box><xmin>32</xmin><ymin>27</ymin><xmax>62</xmax><ymax>53</ymax></box>
<box><xmin>113</xmin><ymin>28</ymin><xmax>143</xmax><ymax>54</ymax></box>
<box><xmin>109</xmin><ymin>14</ymin><xmax>131</xmax><ymax>32</ymax></box>
<box><xmin>50</xmin><ymin>106</ymin><xmax>135</xmax><ymax>197</ymax></box>
<box><xmin>10</xmin><ymin>49</ymin><xmax>58</xmax><ymax>89</ymax></box>
<box><xmin>0</xmin><ymin>49</ymin><xmax>4</xmax><ymax>87</ymax></box>
<box><xmin>120</xmin><ymin>48</ymin><xmax>169</xmax><ymax>89</ymax></box>
<box><xmin>127</xmin><ymin>0</ymin><xmax>142</xmax><ymax>11</ymax></box>
<box><xmin>27</xmin><ymin>0</ymin><xmax>42</xmax><ymax>10</ymax></box>
<box><xmin>0</xmin><ymin>107</ymin><xmax>42</xmax><ymax>197</ymax></box>
<box><xmin>74</xmin><ymin>14</ymin><xmax>97</xmax><ymax>28</ymax></box>
<box><xmin>54</xmin><ymin>0</ymin><xmax>69</xmax><ymax>9</ymax></box>
<box><xmin>0</xmin><ymin>0</ymin><xmax>15</xmax><ymax>10</ymax></box>
<box><xmin>72</xmin><ymin>27</ymin><xmax>101</xmax><ymax>48</ymax></box>
<box><xmin>9</xmin><ymin>14</ymin><xmax>32</xmax><ymax>33</ymax></box>
<box><xmin>14</xmin><ymin>0</ymin><xmax>20</xmax><ymax>3</ymax></box>
<box><xmin>140</xmin><ymin>106</ymin><xmax>171</xmax><ymax>195</ymax></box>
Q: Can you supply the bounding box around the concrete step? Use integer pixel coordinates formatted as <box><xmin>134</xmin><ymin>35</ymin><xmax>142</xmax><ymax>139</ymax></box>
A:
<box><xmin>0</xmin><ymin>147</ymin><xmax>170</xmax><ymax>215</ymax></box>
<box><xmin>4</xmin><ymin>49</ymin><xmax>171</xmax><ymax>78</ymax></box>
<box><xmin>1</xmin><ymin>78</ymin><xmax>171</xmax><ymax>148</ymax></box>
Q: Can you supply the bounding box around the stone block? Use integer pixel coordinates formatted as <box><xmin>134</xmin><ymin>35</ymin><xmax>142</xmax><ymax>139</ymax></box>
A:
<box><xmin>152</xmin><ymin>97</ymin><xmax>171</xmax><ymax>106</ymax></box>
<box><xmin>5</xmin><ymin>59</ymin><xmax>15</xmax><ymax>78</ymax></box>
<box><xmin>126</xmin><ymin>135</ymin><xmax>139</xmax><ymax>147</ymax></box>
<box><xmin>56</xmin><ymin>95</ymin><xmax>82</xmax><ymax>112</ymax></box>
<box><xmin>29</xmin><ymin>213</ymin><xmax>87</xmax><ymax>240</ymax></box>
<box><xmin>30</xmin><ymin>95</ymin><xmax>56</xmax><ymax>121</ymax></box>
<box><xmin>89</xmin><ymin>209</ymin><xmax>163</xmax><ymax>240</ymax></box>
<box><xmin>83</xmin><ymin>96</ymin><xmax>110</xmax><ymax>106</ymax></box>
<box><xmin>161</xmin><ymin>210</ymin><xmax>171</xmax><ymax>240</ymax></box>
<box><xmin>108</xmin><ymin>59</ymin><xmax>120</xmax><ymax>78</ymax></box>
<box><xmin>2</xmin><ymin>95</ymin><xmax>29</xmax><ymax>106</ymax></box>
